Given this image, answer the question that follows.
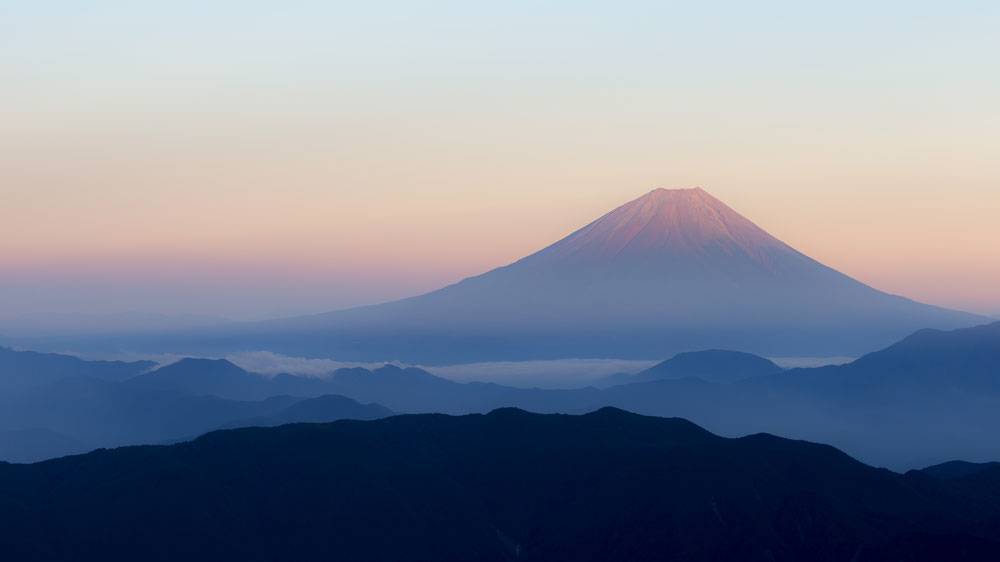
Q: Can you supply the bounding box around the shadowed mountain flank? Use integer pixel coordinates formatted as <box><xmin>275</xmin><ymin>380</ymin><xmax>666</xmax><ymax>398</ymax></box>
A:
<box><xmin>1</xmin><ymin>409</ymin><xmax>999</xmax><ymax>560</ymax></box>
<box><xmin>921</xmin><ymin>460</ymin><xmax>1000</xmax><ymax>480</ymax></box>
<box><xmin>628</xmin><ymin>349</ymin><xmax>783</xmax><ymax>384</ymax></box>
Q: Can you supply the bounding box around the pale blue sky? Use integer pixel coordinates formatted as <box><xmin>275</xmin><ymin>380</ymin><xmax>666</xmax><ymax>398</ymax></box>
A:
<box><xmin>2</xmin><ymin>1</ymin><xmax>999</xmax><ymax>328</ymax></box>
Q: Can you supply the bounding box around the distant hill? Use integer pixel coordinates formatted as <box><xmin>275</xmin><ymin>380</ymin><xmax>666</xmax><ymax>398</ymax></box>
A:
<box><xmin>843</xmin><ymin>321</ymin><xmax>1000</xmax><ymax>391</ymax></box>
<box><xmin>602</xmin><ymin>349</ymin><xmax>783</xmax><ymax>386</ymax></box>
<box><xmin>2</xmin><ymin>322</ymin><xmax>999</xmax><ymax>468</ymax></box>
<box><xmin>0</xmin><ymin>346</ymin><xmax>154</xmax><ymax>393</ymax></box>
<box><xmin>41</xmin><ymin>322</ymin><xmax>994</xmax><ymax>469</ymax></box>
<box><xmin>125</xmin><ymin>359</ymin><xmax>486</xmax><ymax>403</ymax></box>
<box><xmin>218</xmin><ymin>394</ymin><xmax>393</xmax><ymax>429</ymax></box>
<box><xmin>126</xmin><ymin>357</ymin><xmax>273</xmax><ymax>400</ymax></box>
<box><xmin>0</xmin><ymin>355</ymin><xmax>399</xmax><ymax>462</ymax></box>
<box><xmin>921</xmin><ymin>460</ymin><xmax>1000</xmax><ymax>479</ymax></box>
<box><xmin>123</xmin><ymin>360</ymin><xmax>605</xmax><ymax>413</ymax></box>
<box><xmin>1</xmin><ymin>409</ymin><xmax>999</xmax><ymax>560</ymax></box>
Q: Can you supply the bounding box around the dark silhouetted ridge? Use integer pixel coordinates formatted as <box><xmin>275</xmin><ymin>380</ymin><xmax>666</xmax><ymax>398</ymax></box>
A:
<box><xmin>1</xmin><ymin>409</ymin><xmax>999</xmax><ymax>560</ymax></box>
<box><xmin>921</xmin><ymin>460</ymin><xmax>1000</xmax><ymax>480</ymax></box>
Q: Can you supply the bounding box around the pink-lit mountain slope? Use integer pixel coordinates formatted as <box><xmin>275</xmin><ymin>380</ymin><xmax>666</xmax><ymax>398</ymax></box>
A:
<box><xmin>531</xmin><ymin>187</ymin><xmax>794</xmax><ymax>267</ymax></box>
<box><xmin>511</xmin><ymin>187</ymin><xmax>828</xmax><ymax>286</ymax></box>
<box><xmin>188</xmin><ymin>188</ymin><xmax>991</xmax><ymax>362</ymax></box>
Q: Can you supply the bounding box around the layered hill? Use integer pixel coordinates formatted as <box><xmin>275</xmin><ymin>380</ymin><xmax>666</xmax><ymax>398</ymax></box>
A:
<box><xmin>0</xmin><ymin>346</ymin><xmax>154</xmax><ymax>393</ymax></box>
<box><xmin>624</xmin><ymin>349</ymin><xmax>784</xmax><ymax>384</ymax></box>
<box><xmin>6</xmin><ymin>322</ymin><xmax>996</xmax><ymax>467</ymax></box>
<box><xmin>112</xmin><ymin>322</ymin><xmax>1000</xmax><ymax>469</ymax></box>
<box><xmin>1</xmin><ymin>409</ymin><xmax>999</xmax><ymax>561</ymax></box>
<box><xmin>0</xmin><ymin>349</ymin><xmax>396</xmax><ymax>461</ymax></box>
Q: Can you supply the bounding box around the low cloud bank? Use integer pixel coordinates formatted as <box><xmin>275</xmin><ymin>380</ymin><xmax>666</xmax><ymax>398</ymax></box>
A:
<box><xmin>770</xmin><ymin>356</ymin><xmax>855</xmax><ymax>369</ymax></box>
<box><xmin>227</xmin><ymin>353</ymin><xmax>655</xmax><ymax>388</ymax></box>
<box><xmin>225</xmin><ymin>351</ymin><xmax>391</xmax><ymax>379</ymax></box>
<box><xmin>51</xmin><ymin>349</ymin><xmax>753</xmax><ymax>388</ymax></box>
<box><xmin>422</xmin><ymin>359</ymin><xmax>658</xmax><ymax>389</ymax></box>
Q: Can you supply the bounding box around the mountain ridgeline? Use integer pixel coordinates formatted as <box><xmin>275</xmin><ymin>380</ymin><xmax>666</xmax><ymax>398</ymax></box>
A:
<box><xmin>0</xmin><ymin>347</ymin><xmax>396</xmax><ymax>462</ymax></box>
<box><xmin>601</xmin><ymin>349</ymin><xmax>785</xmax><ymax>386</ymax></box>
<box><xmin>0</xmin><ymin>323</ymin><xmax>998</xmax><ymax>559</ymax></box>
<box><xmin>0</xmin><ymin>346</ymin><xmax>154</xmax><ymax>393</ymax></box>
<box><xmin>2</xmin><ymin>321</ymin><xmax>998</xmax><ymax>468</ymax></box>
<box><xmin>2</xmin><ymin>408</ymin><xmax>1000</xmax><ymax>561</ymax></box>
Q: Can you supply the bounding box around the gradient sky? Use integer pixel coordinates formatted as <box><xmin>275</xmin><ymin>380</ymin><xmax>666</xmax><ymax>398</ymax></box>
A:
<box><xmin>2</xmin><ymin>1</ymin><xmax>999</xmax><ymax>330</ymax></box>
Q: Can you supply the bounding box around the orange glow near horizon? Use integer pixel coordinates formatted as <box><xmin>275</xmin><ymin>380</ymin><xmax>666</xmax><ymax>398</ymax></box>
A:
<box><xmin>2</xmin><ymin>2</ymin><xmax>999</xmax><ymax>321</ymax></box>
<box><xmin>3</xmin><ymin>173</ymin><xmax>998</xmax><ymax>318</ymax></box>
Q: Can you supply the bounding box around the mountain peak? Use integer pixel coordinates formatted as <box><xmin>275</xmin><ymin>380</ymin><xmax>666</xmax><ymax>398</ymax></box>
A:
<box><xmin>644</xmin><ymin>186</ymin><xmax>706</xmax><ymax>197</ymax></box>
<box><xmin>199</xmin><ymin>185</ymin><xmax>986</xmax><ymax>363</ymax></box>
<box><xmin>527</xmin><ymin>186</ymin><xmax>796</xmax><ymax>271</ymax></box>
<box><xmin>630</xmin><ymin>186</ymin><xmax>714</xmax><ymax>209</ymax></box>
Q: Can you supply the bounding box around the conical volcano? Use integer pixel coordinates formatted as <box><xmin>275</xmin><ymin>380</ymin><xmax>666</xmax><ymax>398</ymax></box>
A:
<box><xmin>217</xmin><ymin>188</ymin><xmax>987</xmax><ymax>362</ymax></box>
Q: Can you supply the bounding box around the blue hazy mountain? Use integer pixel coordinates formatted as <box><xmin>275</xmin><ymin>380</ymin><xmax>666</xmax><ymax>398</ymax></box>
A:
<box><xmin>0</xmin><ymin>345</ymin><xmax>155</xmax><ymax>393</ymax></box>
<box><xmin>169</xmin><ymin>187</ymin><xmax>985</xmax><ymax>363</ymax></box>
<box><xmin>0</xmin><ymin>377</ymin><xmax>300</xmax><ymax>453</ymax></box>
<box><xmin>130</xmin><ymin>360</ymin><xmax>606</xmax><ymax>413</ymax></box>
<box><xmin>0</xmin><ymin>379</ymin><xmax>394</xmax><ymax>462</ymax></box>
<box><xmin>128</xmin><ymin>358</ymin><xmax>347</xmax><ymax>401</ymax></box>
<box><xmin>601</xmin><ymin>349</ymin><xmax>784</xmax><ymax>386</ymax></box>
<box><xmin>1</xmin><ymin>408</ymin><xmax>999</xmax><ymax>560</ymax></box>
<box><xmin>630</xmin><ymin>321</ymin><xmax>1000</xmax><ymax>468</ymax></box>
<box><xmin>126</xmin><ymin>357</ymin><xmax>274</xmax><ymax>400</ymax></box>
<box><xmin>843</xmin><ymin>321</ymin><xmax>1000</xmax><ymax>390</ymax></box>
<box><xmin>756</xmin><ymin>321</ymin><xmax>1000</xmax><ymax>398</ymax></box>
<box><xmin>100</xmin><ymin>323</ymin><xmax>1000</xmax><ymax>467</ymax></box>
<box><xmin>217</xmin><ymin>394</ymin><xmax>393</xmax><ymax>429</ymax></box>
<box><xmin>3</xmin><ymin>322</ymin><xmax>998</xmax><ymax>467</ymax></box>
